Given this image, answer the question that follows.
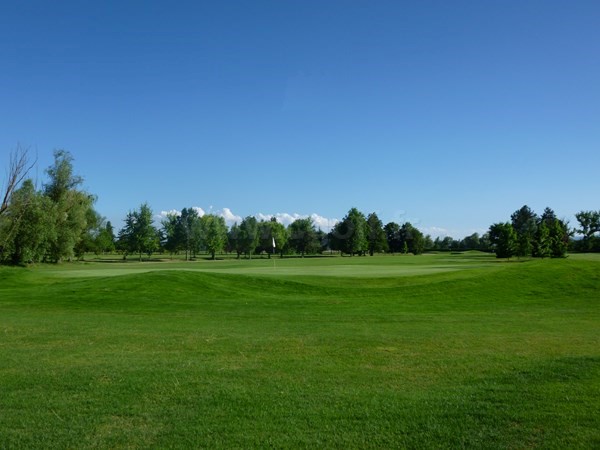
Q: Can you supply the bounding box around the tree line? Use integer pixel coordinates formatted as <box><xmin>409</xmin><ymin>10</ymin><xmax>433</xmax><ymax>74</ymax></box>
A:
<box><xmin>111</xmin><ymin>204</ymin><xmax>428</xmax><ymax>261</ymax></box>
<box><xmin>1</xmin><ymin>148</ymin><xmax>598</xmax><ymax>264</ymax></box>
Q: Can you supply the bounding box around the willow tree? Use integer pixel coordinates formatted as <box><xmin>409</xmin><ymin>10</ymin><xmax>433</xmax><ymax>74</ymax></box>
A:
<box><xmin>44</xmin><ymin>150</ymin><xmax>94</xmax><ymax>262</ymax></box>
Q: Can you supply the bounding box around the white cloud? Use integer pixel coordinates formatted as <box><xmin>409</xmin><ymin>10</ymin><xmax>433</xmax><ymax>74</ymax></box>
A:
<box><xmin>255</xmin><ymin>211</ymin><xmax>338</xmax><ymax>230</ymax></box>
<box><xmin>273</xmin><ymin>213</ymin><xmax>302</xmax><ymax>226</ymax></box>
<box><xmin>158</xmin><ymin>209</ymin><xmax>181</xmax><ymax>219</ymax></box>
<box><xmin>420</xmin><ymin>226</ymin><xmax>487</xmax><ymax>239</ymax></box>
<box><xmin>157</xmin><ymin>207</ymin><xmax>339</xmax><ymax>230</ymax></box>
<box><xmin>217</xmin><ymin>207</ymin><xmax>243</xmax><ymax>225</ymax></box>
<box><xmin>310</xmin><ymin>213</ymin><xmax>339</xmax><ymax>230</ymax></box>
<box><xmin>421</xmin><ymin>226</ymin><xmax>450</xmax><ymax>238</ymax></box>
<box><xmin>192</xmin><ymin>206</ymin><xmax>205</xmax><ymax>217</ymax></box>
<box><xmin>255</xmin><ymin>212</ymin><xmax>273</xmax><ymax>222</ymax></box>
<box><xmin>158</xmin><ymin>206</ymin><xmax>205</xmax><ymax>221</ymax></box>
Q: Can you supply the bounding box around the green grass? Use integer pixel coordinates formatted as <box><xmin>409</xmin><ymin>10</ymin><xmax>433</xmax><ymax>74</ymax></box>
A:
<box><xmin>1</xmin><ymin>252</ymin><xmax>599</xmax><ymax>448</ymax></box>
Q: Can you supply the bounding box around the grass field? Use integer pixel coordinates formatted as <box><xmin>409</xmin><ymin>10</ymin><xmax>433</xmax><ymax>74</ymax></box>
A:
<box><xmin>1</xmin><ymin>252</ymin><xmax>599</xmax><ymax>448</ymax></box>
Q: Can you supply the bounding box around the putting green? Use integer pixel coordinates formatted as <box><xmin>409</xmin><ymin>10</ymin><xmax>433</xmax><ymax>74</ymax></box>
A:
<box><xmin>41</xmin><ymin>254</ymin><xmax>494</xmax><ymax>279</ymax></box>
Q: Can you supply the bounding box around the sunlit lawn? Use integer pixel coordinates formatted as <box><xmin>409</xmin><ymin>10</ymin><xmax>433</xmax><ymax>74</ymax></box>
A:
<box><xmin>1</xmin><ymin>252</ymin><xmax>599</xmax><ymax>448</ymax></box>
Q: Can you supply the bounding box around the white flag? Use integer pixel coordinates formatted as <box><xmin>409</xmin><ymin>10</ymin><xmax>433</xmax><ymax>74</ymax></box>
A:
<box><xmin>272</xmin><ymin>237</ymin><xmax>276</xmax><ymax>248</ymax></box>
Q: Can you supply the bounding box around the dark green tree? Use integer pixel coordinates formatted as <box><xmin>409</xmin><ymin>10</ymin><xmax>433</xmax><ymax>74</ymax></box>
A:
<box><xmin>330</xmin><ymin>219</ymin><xmax>350</xmax><ymax>254</ymax></box>
<box><xmin>119</xmin><ymin>203</ymin><xmax>159</xmax><ymax>261</ymax></box>
<box><xmin>239</xmin><ymin>216</ymin><xmax>259</xmax><ymax>259</ymax></box>
<box><xmin>400</xmin><ymin>222</ymin><xmax>425</xmax><ymax>255</ymax></box>
<box><xmin>479</xmin><ymin>233</ymin><xmax>492</xmax><ymax>252</ymax></box>
<box><xmin>384</xmin><ymin>222</ymin><xmax>402</xmax><ymax>254</ymax></box>
<box><xmin>549</xmin><ymin>218</ymin><xmax>569</xmax><ymax>258</ymax></box>
<box><xmin>176</xmin><ymin>208</ymin><xmax>201</xmax><ymax>260</ymax></box>
<box><xmin>461</xmin><ymin>233</ymin><xmax>481</xmax><ymax>250</ymax></box>
<box><xmin>315</xmin><ymin>228</ymin><xmax>329</xmax><ymax>254</ymax></box>
<box><xmin>366</xmin><ymin>212</ymin><xmax>387</xmax><ymax>256</ymax></box>
<box><xmin>288</xmin><ymin>217</ymin><xmax>317</xmax><ymax>257</ymax></box>
<box><xmin>434</xmin><ymin>236</ymin><xmax>456</xmax><ymax>251</ymax></box>
<box><xmin>533</xmin><ymin>220</ymin><xmax>551</xmax><ymax>258</ymax></box>
<box><xmin>161</xmin><ymin>212</ymin><xmax>180</xmax><ymax>256</ymax></box>
<box><xmin>423</xmin><ymin>234</ymin><xmax>434</xmax><ymax>251</ymax></box>
<box><xmin>489</xmin><ymin>222</ymin><xmax>517</xmax><ymax>259</ymax></box>
<box><xmin>511</xmin><ymin>205</ymin><xmax>538</xmax><ymax>257</ymax></box>
<box><xmin>227</xmin><ymin>223</ymin><xmax>243</xmax><ymax>258</ymax></box>
<box><xmin>346</xmin><ymin>208</ymin><xmax>368</xmax><ymax>255</ymax></box>
<box><xmin>540</xmin><ymin>207</ymin><xmax>557</xmax><ymax>226</ymax></box>
<box><xmin>331</xmin><ymin>208</ymin><xmax>367</xmax><ymax>256</ymax></box>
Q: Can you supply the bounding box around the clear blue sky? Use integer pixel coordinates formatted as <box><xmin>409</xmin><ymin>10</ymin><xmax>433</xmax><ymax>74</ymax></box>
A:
<box><xmin>1</xmin><ymin>1</ymin><xmax>599</xmax><ymax>238</ymax></box>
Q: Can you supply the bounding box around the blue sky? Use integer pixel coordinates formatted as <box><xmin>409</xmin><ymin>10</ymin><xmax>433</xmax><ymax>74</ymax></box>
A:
<box><xmin>1</xmin><ymin>1</ymin><xmax>599</xmax><ymax>238</ymax></box>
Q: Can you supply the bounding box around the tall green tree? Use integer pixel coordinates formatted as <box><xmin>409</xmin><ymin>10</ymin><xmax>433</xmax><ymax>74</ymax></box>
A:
<box><xmin>533</xmin><ymin>220</ymin><xmax>551</xmax><ymax>258</ymax></box>
<box><xmin>549</xmin><ymin>218</ymin><xmax>569</xmax><ymax>258</ymax></box>
<box><xmin>400</xmin><ymin>222</ymin><xmax>425</xmax><ymax>255</ymax></box>
<box><xmin>540</xmin><ymin>207</ymin><xmax>557</xmax><ymax>226</ymax></box>
<box><xmin>161</xmin><ymin>212</ymin><xmax>180</xmax><ymax>256</ymax></box>
<box><xmin>201</xmin><ymin>214</ymin><xmax>228</xmax><ymax>260</ymax></box>
<box><xmin>511</xmin><ymin>205</ymin><xmax>538</xmax><ymax>257</ymax></box>
<box><xmin>119</xmin><ymin>203</ymin><xmax>159</xmax><ymax>261</ymax></box>
<box><xmin>489</xmin><ymin>222</ymin><xmax>517</xmax><ymax>259</ymax></box>
<box><xmin>227</xmin><ymin>223</ymin><xmax>243</xmax><ymax>258</ymax></box>
<box><xmin>288</xmin><ymin>218</ymin><xmax>317</xmax><ymax>257</ymax></box>
<box><xmin>43</xmin><ymin>150</ymin><xmax>94</xmax><ymax>262</ymax></box>
<box><xmin>384</xmin><ymin>222</ymin><xmax>402</xmax><ymax>254</ymax></box>
<box><xmin>176</xmin><ymin>208</ymin><xmax>202</xmax><ymax>260</ymax></box>
<box><xmin>366</xmin><ymin>212</ymin><xmax>387</xmax><ymax>256</ymax></box>
<box><xmin>331</xmin><ymin>208</ymin><xmax>367</xmax><ymax>256</ymax></box>
<box><xmin>538</xmin><ymin>207</ymin><xmax>569</xmax><ymax>257</ymax></box>
<box><xmin>238</xmin><ymin>216</ymin><xmax>259</xmax><ymax>259</ymax></box>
